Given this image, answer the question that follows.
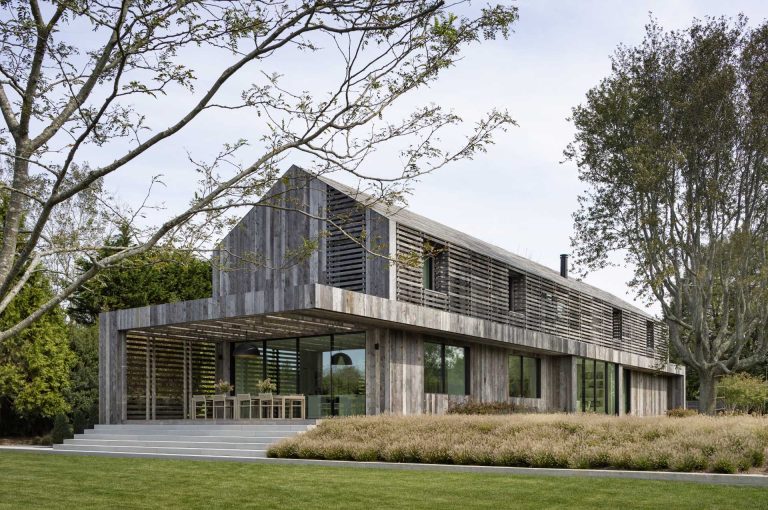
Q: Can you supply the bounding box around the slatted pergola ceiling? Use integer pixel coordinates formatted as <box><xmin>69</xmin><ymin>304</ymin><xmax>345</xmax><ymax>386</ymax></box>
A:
<box><xmin>127</xmin><ymin>312</ymin><xmax>360</xmax><ymax>343</ymax></box>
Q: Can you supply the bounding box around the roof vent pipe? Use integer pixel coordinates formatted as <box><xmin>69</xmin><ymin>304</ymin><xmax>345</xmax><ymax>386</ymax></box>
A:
<box><xmin>560</xmin><ymin>254</ymin><xmax>568</xmax><ymax>279</ymax></box>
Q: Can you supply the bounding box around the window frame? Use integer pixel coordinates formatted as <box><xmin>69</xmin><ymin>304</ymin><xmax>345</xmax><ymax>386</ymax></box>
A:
<box><xmin>576</xmin><ymin>356</ymin><xmax>619</xmax><ymax>415</ymax></box>
<box><xmin>423</xmin><ymin>341</ymin><xmax>469</xmax><ymax>395</ymax></box>
<box><xmin>508</xmin><ymin>270</ymin><xmax>526</xmax><ymax>313</ymax></box>
<box><xmin>612</xmin><ymin>308</ymin><xmax>623</xmax><ymax>340</ymax></box>
<box><xmin>646</xmin><ymin>320</ymin><xmax>655</xmax><ymax>350</ymax></box>
<box><xmin>508</xmin><ymin>354</ymin><xmax>541</xmax><ymax>399</ymax></box>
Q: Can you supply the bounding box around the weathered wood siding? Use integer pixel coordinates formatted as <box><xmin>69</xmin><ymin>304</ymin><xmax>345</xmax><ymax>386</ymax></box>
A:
<box><xmin>213</xmin><ymin>171</ymin><xmax>390</xmax><ymax>300</ymax></box>
<box><xmin>395</xmin><ymin>224</ymin><xmax>664</xmax><ymax>359</ymax></box>
<box><xmin>630</xmin><ymin>370</ymin><xmax>668</xmax><ymax>416</ymax></box>
<box><xmin>469</xmin><ymin>343</ymin><xmax>508</xmax><ymax>402</ymax></box>
<box><xmin>366</xmin><ymin>328</ymin><xmax>424</xmax><ymax>415</ymax></box>
<box><xmin>213</xmin><ymin>170</ymin><xmax>327</xmax><ymax>297</ymax></box>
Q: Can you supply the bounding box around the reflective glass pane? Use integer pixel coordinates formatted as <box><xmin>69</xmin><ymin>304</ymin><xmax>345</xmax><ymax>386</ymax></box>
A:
<box><xmin>332</xmin><ymin>333</ymin><xmax>366</xmax><ymax>416</ymax></box>
<box><xmin>522</xmin><ymin>357</ymin><xmax>538</xmax><ymax>398</ymax></box>
<box><xmin>606</xmin><ymin>363</ymin><xmax>616</xmax><ymax>415</ymax></box>
<box><xmin>424</xmin><ymin>342</ymin><xmax>442</xmax><ymax>393</ymax></box>
<box><xmin>576</xmin><ymin>357</ymin><xmax>583</xmax><ymax>412</ymax></box>
<box><xmin>445</xmin><ymin>346</ymin><xmax>466</xmax><ymax>395</ymax></box>
<box><xmin>584</xmin><ymin>359</ymin><xmax>595</xmax><ymax>412</ymax></box>
<box><xmin>298</xmin><ymin>336</ymin><xmax>332</xmax><ymax>418</ymax></box>
<box><xmin>233</xmin><ymin>341</ymin><xmax>263</xmax><ymax>395</ymax></box>
<box><xmin>264</xmin><ymin>338</ymin><xmax>298</xmax><ymax>394</ymax></box>
<box><xmin>594</xmin><ymin>361</ymin><xmax>606</xmax><ymax>413</ymax></box>
<box><xmin>509</xmin><ymin>355</ymin><xmax>522</xmax><ymax>397</ymax></box>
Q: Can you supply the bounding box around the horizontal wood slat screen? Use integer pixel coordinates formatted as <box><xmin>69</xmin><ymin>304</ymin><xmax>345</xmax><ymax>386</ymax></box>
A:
<box><xmin>396</xmin><ymin>224</ymin><xmax>665</xmax><ymax>359</ymax></box>
<box><xmin>126</xmin><ymin>335</ymin><xmax>216</xmax><ymax>420</ymax></box>
<box><xmin>326</xmin><ymin>187</ymin><xmax>366</xmax><ymax>292</ymax></box>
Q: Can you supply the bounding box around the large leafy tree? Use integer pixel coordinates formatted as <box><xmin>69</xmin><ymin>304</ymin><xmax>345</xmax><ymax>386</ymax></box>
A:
<box><xmin>68</xmin><ymin>225</ymin><xmax>212</xmax><ymax>325</ymax></box>
<box><xmin>0</xmin><ymin>269</ymin><xmax>73</xmax><ymax>433</ymax></box>
<box><xmin>566</xmin><ymin>16</ymin><xmax>768</xmax><ymax>414</ymax></box>
<box><xmin>0</xmin><ymin>0</ymin><xmax>517</xmax><ymax>342</ymax></box>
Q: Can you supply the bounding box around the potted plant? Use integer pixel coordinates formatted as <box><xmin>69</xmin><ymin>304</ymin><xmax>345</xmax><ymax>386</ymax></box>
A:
<box><xmin>214</xmin><ymin>379</ymin><xmax>233</xmax><ymax>396</ymax></box>
<box><xmin>258</xmin><ymin>378</ymin><xmax>277</xmax><ymax>394</ymax></box>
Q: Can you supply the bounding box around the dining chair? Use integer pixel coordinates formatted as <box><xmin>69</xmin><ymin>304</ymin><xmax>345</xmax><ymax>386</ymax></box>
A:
<box><xmin>191</xmin><ymin>395</ymin><xmax>208</xmax><ymax>420</ymax></box>
<box><xmin>212</xmin><ymin>394</ymin><xmax>228</xmax><ymax>419</ymax></box>
<box><xmin>235</xmin><ymin>393</ymin><xmax>253</xmax><ymax>419</ymax></box>
<box><xmin>258</xmin><ymin>393</ymin><xmax>274</xmax><ymax>419</ymax></box>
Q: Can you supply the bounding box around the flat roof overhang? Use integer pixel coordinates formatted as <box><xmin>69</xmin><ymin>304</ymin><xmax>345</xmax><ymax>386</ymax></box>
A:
<box><xmin>101</xmin><ymin>284</ymin><xmax>684</xmax><ymax>376</ymax></box>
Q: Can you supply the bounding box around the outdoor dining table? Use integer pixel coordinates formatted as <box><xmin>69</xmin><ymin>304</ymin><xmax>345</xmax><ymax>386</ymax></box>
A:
<box><xmin>201</xmin><ymin>394</ymin><xmax>305</xmax><ymax>419</ymax></box>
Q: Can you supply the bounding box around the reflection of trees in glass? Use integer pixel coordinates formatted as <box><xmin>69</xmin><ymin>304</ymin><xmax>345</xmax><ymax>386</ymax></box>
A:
<box><xmin>445</xmin><ymin>346</ymin><xmax>466</xmax><ymax>395</ymax></box>
<box><xmin>323</xmin><ymin>366</ymin><xmax>364</xmax><ymax>395</ymax></box>
<box><xmin>424</xmin><ymin>342</ymin><xmax>442</xmax><ymax>393</ymax></box>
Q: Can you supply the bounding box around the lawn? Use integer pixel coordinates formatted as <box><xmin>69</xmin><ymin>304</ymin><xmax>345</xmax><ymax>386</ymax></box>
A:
<box><xmin>269</xmin><ymin>414</ymin><xmax>768</xmax><ymax>473</ymax></box>
<box><xmin>1</xmin><ymin>451</ymin><xmax>767</xmax><ymax>509</ymax></box>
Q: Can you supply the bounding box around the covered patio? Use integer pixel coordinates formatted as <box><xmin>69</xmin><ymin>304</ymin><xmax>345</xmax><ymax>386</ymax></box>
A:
<box><xmin>119</xmin><ymin>309</ymin><xmax>364</xmax><ymax>421</ymax></box>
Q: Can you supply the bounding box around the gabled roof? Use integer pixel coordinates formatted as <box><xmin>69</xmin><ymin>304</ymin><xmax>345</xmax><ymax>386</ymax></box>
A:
<box><xmin>307</xmin><ymin>167</ymin><xmax>654</xmax><ymax>319</ymax></box>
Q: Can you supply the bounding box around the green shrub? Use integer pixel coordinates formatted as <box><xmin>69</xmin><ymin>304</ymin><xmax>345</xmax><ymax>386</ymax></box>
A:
<box><xmin>446</xmin><ymin>400</ymin><xmax>536</xmax><ymax>415</ymax></box>
<box><xmin>717</xmin><ymin>373</ymin><xmax>768</xmax><ymax>414</ymax></box>
<box><xmin>31</xmin><ymin>434</ymin><xmax>52</xmax><ymax>446</ymax></box>
<box><xmin>666</xmin><ymin>407</ymin><xmax>697</xmax><ymax>418</ymax></box>
<box><xmin>51</xmin><ymin>414</ymin><xmax>73</xmax><ymax>444</ymax></box>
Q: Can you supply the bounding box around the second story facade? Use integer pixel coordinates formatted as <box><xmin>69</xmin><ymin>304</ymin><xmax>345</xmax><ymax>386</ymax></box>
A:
<box><xmin>212</xmin><ymin>167</ymin><xmax>667</xmax><ymax>362</ymax></box>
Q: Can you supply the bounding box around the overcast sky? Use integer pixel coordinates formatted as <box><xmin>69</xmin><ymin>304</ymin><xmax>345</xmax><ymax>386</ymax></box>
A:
<box><xmin>104</xmin><ymin>0</ymin><xmax>768</xmax><ymax>316</ymax></box>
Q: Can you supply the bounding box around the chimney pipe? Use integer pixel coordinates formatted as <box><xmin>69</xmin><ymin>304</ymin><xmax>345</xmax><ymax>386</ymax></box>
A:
<box><xmin>560</xmin><ymin>254</ymin><xmax>568</xmax><ymax>279</ymax></box>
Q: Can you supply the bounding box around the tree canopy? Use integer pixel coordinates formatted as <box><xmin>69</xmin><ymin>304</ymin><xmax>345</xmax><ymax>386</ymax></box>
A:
<box><xmin>566</xmin><ymin>16</ymin><xmax>768</xmax><ymax>413</ymax></box>
<box><xmin>68</xmin><ymin>225</ymin><xmax>212</xmax><ymax>325</ymax></box>
<box><xmin>0</xmin><ymin>0</ymin><xmax>517</xmax><ymax>342</ymax></box>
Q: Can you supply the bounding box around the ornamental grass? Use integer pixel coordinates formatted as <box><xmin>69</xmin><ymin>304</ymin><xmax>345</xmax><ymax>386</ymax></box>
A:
<box><xmin>268</xmin><ymin>414</ymin><xmax>768</xmax><ymax>473</ymax></box>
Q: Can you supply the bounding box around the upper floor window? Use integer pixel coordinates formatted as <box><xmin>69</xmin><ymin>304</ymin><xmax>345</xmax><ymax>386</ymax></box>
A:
<box><xmin>508</xmin><ymin>270</ymin><xmax>525</xmax><ymax>312</ymax></box>
<box><xmin>646</xmin><ymin>321</ymin><xmax>655</xmax><ymax>350</ymax></box>
<box><xmin>422</xmin><ymin>241</ymin><xmax>445</xmax><ymax>292</ymax></box>
<box><xmin>612</xmin><ymin>308</ymin><xmax>623</xmax><ymax>340</ymax></box>
<box><xmin>509</xmin><ymin>354</ymin><xmax>540</xmax><ymax>398</ymax></box>
<box><xmin>424</xmin><ymin>341</ymin><xmax>468</xmax><ymax>395</ymax></box>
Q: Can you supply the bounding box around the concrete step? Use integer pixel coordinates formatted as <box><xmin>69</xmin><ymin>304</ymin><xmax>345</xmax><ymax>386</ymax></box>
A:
<box><xmin>63</xmin><ymin>439</ymin><xmax>275</xmax><ymax>449</ymax></box>
<box><xmin>53</xmin><ymin>443</ymin><xmax>268</xmax><ymax>458</ymax></box>
<box><xmin>84</xmin><ymin>428</ymin><xmax>301</xmax><ymax>437</ymax></box>
<box><xmin>77</xmin><ymin>433</ymin><xmax>289</xmax><ymax>443</ymax></box>
<box><xmin>93</xmin><ymin>424</ymin><xmax>311</xmax><ymax>432</ymax></box>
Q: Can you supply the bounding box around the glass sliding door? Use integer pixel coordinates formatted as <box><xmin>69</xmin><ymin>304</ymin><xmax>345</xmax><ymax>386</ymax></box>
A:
<box><xmin>298</xmin><ymin>335</ymin><xmax>332</xmax><ymax>419</ymax></box>
<box><xmin>233</xmin><ymin>342</ymin><xmax>264</xmax><ymax>395</ymax></box>
<box><xmin>233</xmin><ymin>333</ymin><xmax>366</xmax><ymax>420</ymax></box>
<box><xmin>574</xmin><ymin>356</ymin><xmax>619</xmax><ymax>415</ymax></box>
<box><xmin>331</xmin><ymin>333</ymin><xmax>366</xmax><ymax>416</ymax></box>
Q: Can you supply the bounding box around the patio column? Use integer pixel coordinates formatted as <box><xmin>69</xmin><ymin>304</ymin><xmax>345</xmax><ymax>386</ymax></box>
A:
<box><xmin>99</xmin><ymin>311</ymin><xmax>127</xmax><ymax>424</ymax></box>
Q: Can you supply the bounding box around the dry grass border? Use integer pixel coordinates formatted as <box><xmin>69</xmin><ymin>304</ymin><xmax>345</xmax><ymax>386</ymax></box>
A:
<box><xmin>268</xmin><ymin>414</ymin><xmax>768</xmax><ymax>474</ymax></box>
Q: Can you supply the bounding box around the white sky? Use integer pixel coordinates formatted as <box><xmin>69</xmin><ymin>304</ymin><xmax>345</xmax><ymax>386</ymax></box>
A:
<box><xmin>102</xmin><ymin>0</ymin><xmax>768</xmax><ymax>316</ymax></box>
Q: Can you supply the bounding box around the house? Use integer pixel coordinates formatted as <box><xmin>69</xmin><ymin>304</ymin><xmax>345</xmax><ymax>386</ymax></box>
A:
<box><xmin>99</xmin><ymin>166</ymin><xmax>685</xmax><ymax>423</ymax></box>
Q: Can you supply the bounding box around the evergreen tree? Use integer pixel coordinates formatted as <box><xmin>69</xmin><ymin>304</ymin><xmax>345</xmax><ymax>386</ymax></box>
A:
<box><xmin>68</xmin><ymin>225</ymin><xmax>212</xmax><ymax>325</ymax></box>
<box><xmin>0</xmin><ymin>269</ymin><xmax>74</xmax><ymax>434</ymax></box>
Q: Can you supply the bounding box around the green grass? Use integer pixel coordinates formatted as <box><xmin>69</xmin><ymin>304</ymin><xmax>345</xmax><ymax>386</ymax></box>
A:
<box><xmin>1</xmin><ymin>451</ymin><xmax>766</xmax><ymax>509</ymax></box>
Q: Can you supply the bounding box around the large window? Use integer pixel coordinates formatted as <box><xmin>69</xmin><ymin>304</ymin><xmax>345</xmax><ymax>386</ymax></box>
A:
<box><xmin>576</xmin><ymin>357</ymin><xmax>618</xmax><ymax>414</ymax></box>
<box><xmin>232</xmin><ymin>333</ymin><xmax>366</xmax><ymax>419</ymax></box>
<box><xmin>424</xmin><ymin>342</ymin><xmax>468</xmax><ymax>395</ymax></box>
<box><xmin>509</xmin><ymin>355</ymin><xmax>540</xmax><ymax>398</ymax></box>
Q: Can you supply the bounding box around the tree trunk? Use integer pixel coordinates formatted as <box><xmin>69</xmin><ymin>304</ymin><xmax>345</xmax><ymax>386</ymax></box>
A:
<box><xmin>0</xmin><ymin>156</ymin><xmax>29</xmax><ymax>283</ymax></box>
<box><xmin>698</xmin><ymin>371</ymin><xmax>718</xmax><ymax>415</ymax></box>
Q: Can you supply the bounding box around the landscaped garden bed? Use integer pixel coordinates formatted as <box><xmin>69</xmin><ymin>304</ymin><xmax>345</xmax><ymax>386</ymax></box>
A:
<box><xmin>267</xmin><ymin>414</ymin><xmax>768</xmax><ymax>474</ymax></box>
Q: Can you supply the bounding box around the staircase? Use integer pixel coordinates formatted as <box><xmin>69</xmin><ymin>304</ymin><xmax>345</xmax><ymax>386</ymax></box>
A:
<box><xmin>52</xmin><ymin>420</ymin><xmax>315</xmax><ymax>461</ymax></box>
